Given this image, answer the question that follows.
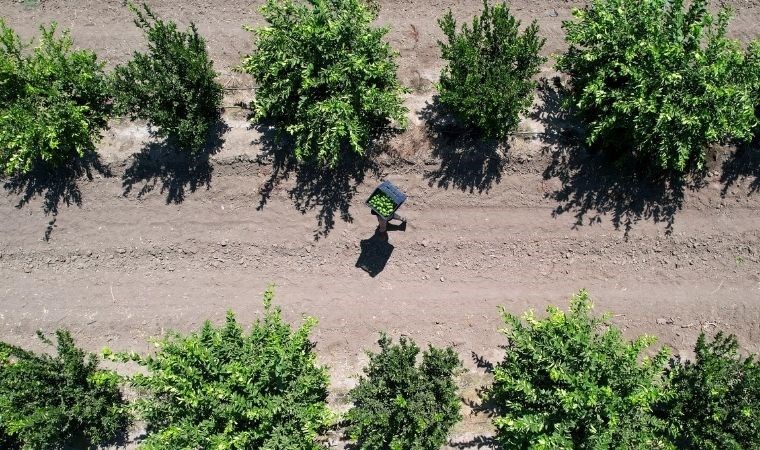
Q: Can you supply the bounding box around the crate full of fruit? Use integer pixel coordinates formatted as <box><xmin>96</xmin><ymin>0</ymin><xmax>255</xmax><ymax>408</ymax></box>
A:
<box><xmin>366</xmin><ymin>181</ymin><xmax>407</xmax><ymax>220</ymax></box>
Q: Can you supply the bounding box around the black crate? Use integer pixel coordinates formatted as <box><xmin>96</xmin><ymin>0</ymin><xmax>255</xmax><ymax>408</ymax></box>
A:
<box><xmin>366</xmin><ymin>180</ymin><xmax>407</xmax><ymax>220</ymax></box>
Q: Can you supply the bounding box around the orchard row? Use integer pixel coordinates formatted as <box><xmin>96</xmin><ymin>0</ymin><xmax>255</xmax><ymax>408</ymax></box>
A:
<box><xmin>2</xmin><ymin>0</ymin><xmax>758</xmax><ymax>179</ymax></box>
<box><xmin>1</xmin><ymin>289</ymin><xmax>757</xmax><ymax>449</ymax></box>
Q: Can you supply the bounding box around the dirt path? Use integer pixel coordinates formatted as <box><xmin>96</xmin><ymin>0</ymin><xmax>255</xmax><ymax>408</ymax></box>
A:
<box><xmin>2</xmin><ymin>0</ymin><xmax>760</xmax><ymax>447</ymax></box>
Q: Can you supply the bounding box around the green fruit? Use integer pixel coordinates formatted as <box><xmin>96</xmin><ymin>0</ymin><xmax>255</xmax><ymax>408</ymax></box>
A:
<box><xmin>369</xmin><ymin>191</ymin><xmax>397</xmax><ymax>217</ymax></box>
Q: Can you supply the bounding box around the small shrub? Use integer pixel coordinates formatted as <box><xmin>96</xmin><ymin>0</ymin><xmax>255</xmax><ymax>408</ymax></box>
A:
<box><xmin>0</xmin><ymin>330</ymin><xmax>129</xmax><ymax>450</ymax></box>
<box><xmin>557</xmin><ymin>0</ymin><xmax>759</xmax><ymax>173</ymax></box>
<box><xmin>239</xmin><ymin>0</ymin><xmax>408</xmax><ymax>168</ymax></box>
<box><xmin>437</xmin><ymin>0</ymin><xmax>546</xmax><ymax>139</ymax></box>
<box><xmin>112</xmin><ymin>287</ymin><xmax>331</xmax><ymax>449</ymax></box>
<box><xmin>346</xmin><ymin>334</ymin><xmax>461</xmax><ymax>450</ymax></box>
<box><xmin>486</xmin><ymin>290</ymin><xmax>672</xmax><ymax>449</ymax></box>
<box><xmin>113</xmin><ymin>3</ymin><xmax>223</xmax><ymax>152</ymax></box>
<box><xmin>659</xmin><ymin>332</ymin><xmax>760</xmax><ymax>449</ymax></box>
<box><xmin>0</xmin><ymin>20</ymin><xmax>110</xmax><ymax>175</ymax></box>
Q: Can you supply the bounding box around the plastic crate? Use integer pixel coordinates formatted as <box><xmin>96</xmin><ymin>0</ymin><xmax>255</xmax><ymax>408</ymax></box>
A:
<box><xmin>366</xmin><ymin>180</ymin><xmax>407</xmax><ymax>220</ymax></box>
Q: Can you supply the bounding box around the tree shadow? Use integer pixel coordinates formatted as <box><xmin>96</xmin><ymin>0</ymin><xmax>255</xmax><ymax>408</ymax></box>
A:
<box><xmin>449</xmin><ymin>435</ymin><xmax>500</xmax><ymax>449</ymax></box>
<box><xmin>448</xmin><ymin>352</ymin><xmax>501</xmax><ymax>449</ymax></box>
<box><xmin>534</xmin><ymin>77</ymin><xmax>691</xmax><ymax>236</ymax></box>
<box><xmin>418</xmin><ymin>98</ymin><xmax>507</xmax><ymax>194</ymax></box>
<box><xmin>254</xmin><ymin>123</ymin><xmax>388</xmax><ymax>240</ymax></box>
<box><xmin>471</xmin><ymin>351</ymin><xmax>494</xmax><ymax>374</ymax></box>
<box><xmin>2</xmin><ymin>151</ymin><xmax>112</xmax><ymax>241</ymax></box>
<box><xmin>721</xmin><ymin>133</ymin><xmax>760</xmax><ymax>196</ymax></box>
<box><xmin>121</xmin><ymin>120</ymin><xmax>229</xmax><ymax>204</ymax></box>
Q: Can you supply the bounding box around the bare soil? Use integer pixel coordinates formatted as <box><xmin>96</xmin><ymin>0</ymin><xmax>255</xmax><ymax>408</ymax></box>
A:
<box><xmin>1</xmin><ymin>1</ymin><xmax>759</xmax><ymax>448</ymax></box>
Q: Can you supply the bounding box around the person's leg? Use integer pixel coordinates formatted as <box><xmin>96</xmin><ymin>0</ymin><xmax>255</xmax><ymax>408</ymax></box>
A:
<box><xmin>376</xmin><ymin>215</ymin><xmax>387</xmax><ymax>233</ymax></box>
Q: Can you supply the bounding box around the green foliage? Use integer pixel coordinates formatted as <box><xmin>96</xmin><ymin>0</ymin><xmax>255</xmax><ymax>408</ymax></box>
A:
<box><xmin>0</xmin><ymin>20</ymin><xmax>110</xmax><ymax>175</ymax></box>
<box><xmin>114</xmin><ymin>287</ymin><xmax>331</xmax><ymax>449</ymax></box>
<box><xmin>346</xmin><ymin>334</ymin><xmax>461</xmax><ymax>450</ymax></box>
<box><xmin>239</xmin><ymin>0</ymin><xmax>408</xmax><ymax>168</ymax></box>
<box><xmin>557</xmin><ymin>0</ymin><xmax>759</xmax><ymax>173</ymax></box>
<box><xmin>659</xmin><ymin>332</ymin><xmax>760</xmax><ymax>449</ymax></box>
<box><xmin>437</xmin><ymin>0</ymin><xmax>546</xmax><ymax>139</ymax></box>
<box><xmin>486</xmin><ymin>290</ymin><xmax>672</xmax><ymax>449</ymax></box>
<box><xmin>0</xmin><ymin>330</ymin><xmax>129</xmax><ymax>450</ymax></box>
<box><xmin>113</xmin><ymin>3</ymin><xmax>223</xmax><ymax>152</ymax></box>
<box><xmin>747</xmin><ymin>41</ymin><xmax>760</xmax><ymax>120</ymax></box>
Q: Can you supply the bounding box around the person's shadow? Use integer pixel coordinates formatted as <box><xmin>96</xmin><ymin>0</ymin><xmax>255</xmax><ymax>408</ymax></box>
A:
<box><xmin>355</xmin><ymin>228</ymin><xmax>404</xmax><ymax>277</ymax></box>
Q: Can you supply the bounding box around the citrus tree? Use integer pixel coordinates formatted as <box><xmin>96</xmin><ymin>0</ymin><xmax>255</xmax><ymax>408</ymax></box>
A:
<box><xmin>110</xmin><ymin>287</ymin><xmax>331</xmax><ymax>449</ymax></box>
<box><xmin>113</xmin><ymin>3</ymin><xmax>223</xmax><ymax>153</ymax></box>
<box><xmin>659</xmin><ymin>332</ymin><xmax>760</xmax><ymax>449</ymax></box>
<box><xmin>558</xmin><ymin>0</ymin><xmax>759</xmax><ymax>173</ymax></box>
<box><xmin>239</xmin><ymin>0</ymin><xmax>408</xmax><ymax>168</ymax></box>
<box><xmin>0</xmin><ymin>20</ymin><xmax>110</xmax><ymax>175</ymax></box>
<box><xmin>0</xmin><ymin>330</ymin><xmax>129</xmax><ymax>450</ymax></box>
<box><xmin>486</xmin><ymin>290</ymin><xmax>672</xmax><ymax>449</ymax></box>
<box><xmin>437</xmin><ymin>0</ymin><xmax>545</xmax><ymax>139</ymax></box>
<box><xmin>346</xmin><ymin>334</ymin><xmax>461</xmax><ymax>450</ymax></box>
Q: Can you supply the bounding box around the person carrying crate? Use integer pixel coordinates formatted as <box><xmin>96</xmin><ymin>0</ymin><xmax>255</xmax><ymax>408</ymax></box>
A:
<box><xmin>367</xmin><ymin>181</ymin><xmax>407</xmax><ymax>235</ymax></box>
